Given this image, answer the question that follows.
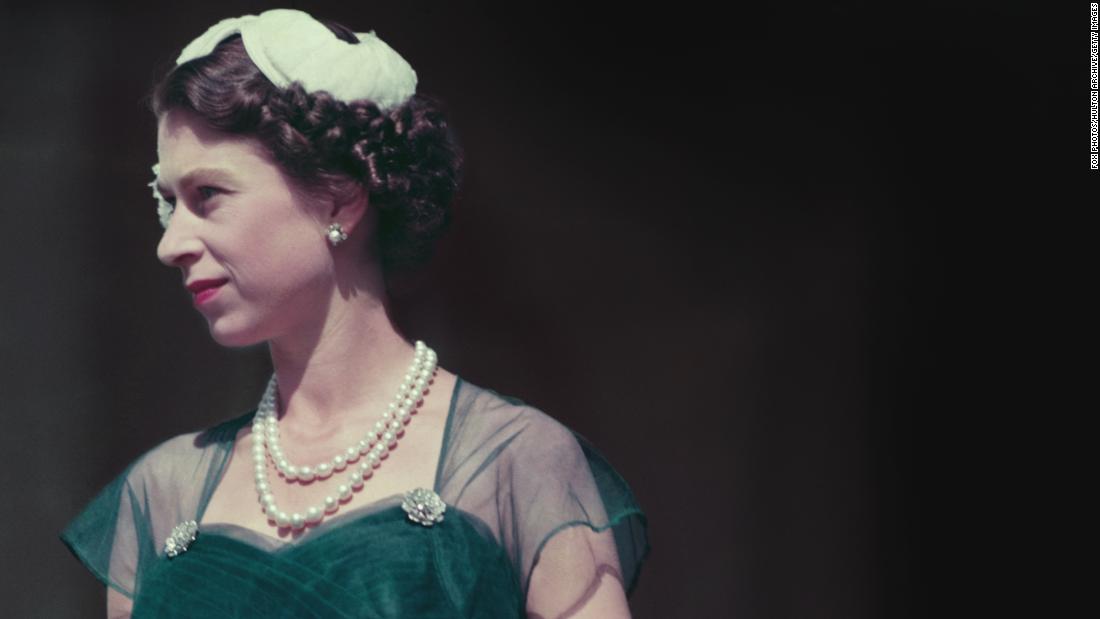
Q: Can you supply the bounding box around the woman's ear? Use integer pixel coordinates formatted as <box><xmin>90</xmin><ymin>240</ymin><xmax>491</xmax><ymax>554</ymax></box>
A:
<box><xmin>328</xmin><ymin>185</ymin><xmax>371</xmax><ymax>237</ymax></box>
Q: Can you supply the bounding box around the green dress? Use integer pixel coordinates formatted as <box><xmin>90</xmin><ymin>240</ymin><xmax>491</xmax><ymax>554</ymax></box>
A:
<box><xmin>61</xmin><ymin>377</ymin><xmax>649</xmax><ymax>617</ymax></box>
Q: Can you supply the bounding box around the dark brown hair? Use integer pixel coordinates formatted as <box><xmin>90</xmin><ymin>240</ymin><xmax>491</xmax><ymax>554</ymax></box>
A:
<box><xmin>151</xmin><ymin>26</ymin><xmax>463</xmax><ymax>273</ymax></box>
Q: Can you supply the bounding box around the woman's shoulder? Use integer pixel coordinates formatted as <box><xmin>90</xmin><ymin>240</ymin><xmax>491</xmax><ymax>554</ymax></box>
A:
<box><xmin>444</xmin><ymin>378</ymin><xmax>650</xmax><ymax>600</ymax></box>
<box><xmin>60</xmin><ymin>409</ymin><xmax>259</xmax><ymax>597</ymax></box>
<box><xmin>457</xmin><ymin>377</ymin><xmax>567</xmax><ymax>425</ymax></box>
<box><xmin>450</xmin><ymin>378</ymin><xmax>585</xmax><ymax>463</ymax></box>
<box><xmin>122</xmin><ymin>409</ymin><xmax>255</xmax><ymax>490</ymax></box>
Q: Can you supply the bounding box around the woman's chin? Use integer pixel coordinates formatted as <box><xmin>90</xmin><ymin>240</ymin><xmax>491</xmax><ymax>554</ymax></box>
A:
<box><xmin>207</xmin><ymin>319</ymin><xmax>265</xmax><ymax>349</ymax></box>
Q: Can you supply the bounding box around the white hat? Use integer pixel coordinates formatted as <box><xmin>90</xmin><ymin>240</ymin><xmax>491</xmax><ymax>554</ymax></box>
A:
<box><xmin>176</xmin><ymin>8</ymin><xmax>417</xmax><ymax>110</ymax></box>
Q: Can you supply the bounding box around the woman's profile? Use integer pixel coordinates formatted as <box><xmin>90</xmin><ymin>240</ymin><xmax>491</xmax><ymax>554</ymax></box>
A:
<box><xmin>60</xmin><ymin>8</ymin><xmax>648</xmax><ymax>618</ymax></box>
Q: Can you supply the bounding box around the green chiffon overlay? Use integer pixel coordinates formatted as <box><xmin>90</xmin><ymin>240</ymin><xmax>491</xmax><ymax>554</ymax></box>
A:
<box><xmin>62</xmin><ymin>377</ymin><xmax>649</xmax><ymax>617</ymax></box>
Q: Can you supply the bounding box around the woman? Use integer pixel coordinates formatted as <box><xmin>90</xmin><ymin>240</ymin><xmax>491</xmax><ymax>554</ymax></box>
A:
<box><xmin>61</xmin><ymin>8</ymin><xmax>648</xmax><ymax>619</ymax></box>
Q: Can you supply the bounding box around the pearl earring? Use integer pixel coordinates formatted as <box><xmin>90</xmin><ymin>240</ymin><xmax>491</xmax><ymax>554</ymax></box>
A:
<box><xmin>326</xmin><ymin>223</ymin><xmax>348</xmax><ymax>247</ymax></box>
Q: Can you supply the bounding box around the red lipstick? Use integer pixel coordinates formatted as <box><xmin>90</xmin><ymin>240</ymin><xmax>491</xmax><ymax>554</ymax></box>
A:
<box><xmin>186</xmin><ymin>278</ymin><xmax>228</xmax><ymax>306</ymax></box>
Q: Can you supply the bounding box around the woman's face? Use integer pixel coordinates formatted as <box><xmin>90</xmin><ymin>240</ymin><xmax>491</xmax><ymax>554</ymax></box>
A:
<box><xmin>155</xmin><ymin>108</ymin><xmax>335</xmax><ymax>347</ymax></box>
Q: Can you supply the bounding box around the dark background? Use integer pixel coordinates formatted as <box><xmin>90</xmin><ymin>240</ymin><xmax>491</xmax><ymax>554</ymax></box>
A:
<box><xmin>0</xmin><ymin>1</ymin><xmax>1070</xmax><ymax>617</ymax></box>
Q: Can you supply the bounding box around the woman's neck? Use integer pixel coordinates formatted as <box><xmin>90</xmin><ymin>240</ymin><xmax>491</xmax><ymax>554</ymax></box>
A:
<box><xmin>266</xmin><ymin>279</ymin><xmax>415</xmax><ymax>432</ymax></box>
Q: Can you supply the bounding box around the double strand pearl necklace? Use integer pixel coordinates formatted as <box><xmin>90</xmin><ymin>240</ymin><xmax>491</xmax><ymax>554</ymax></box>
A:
<box><xmin>251</xmin><ymin>340</ymin><xmax>438</xmax><ymax>531</ymax></box>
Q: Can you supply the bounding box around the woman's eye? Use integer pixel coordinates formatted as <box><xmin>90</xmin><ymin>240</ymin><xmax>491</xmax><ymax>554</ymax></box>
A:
<box><xmin>197</xmin><ymin>186</ymin><xmax>220</xmax><ymax>201</ymax></box>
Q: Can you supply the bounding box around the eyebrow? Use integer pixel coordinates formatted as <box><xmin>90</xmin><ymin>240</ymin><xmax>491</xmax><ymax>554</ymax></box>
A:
<box><xmin>155</xmin><ymin>167</ymin><xmax>239</xmax><ymax>195</ymax></box>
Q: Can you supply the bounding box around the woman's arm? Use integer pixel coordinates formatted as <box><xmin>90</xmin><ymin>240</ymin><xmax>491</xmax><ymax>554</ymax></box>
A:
<box><xmin>526</xmin><ymin>526</ymin><xmax>632</xmax><ymax>619</ymax></box>
<box><xmin>107</xmin><ymin>587</ymin><xmax>132</xmax><ymax>619</ymax></box>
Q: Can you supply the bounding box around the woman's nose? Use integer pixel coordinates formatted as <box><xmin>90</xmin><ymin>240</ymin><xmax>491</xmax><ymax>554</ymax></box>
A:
<box><xmin>156</xmin><ymin>207</ymin><xmax>203</xmax><ymax>267</ymax></box>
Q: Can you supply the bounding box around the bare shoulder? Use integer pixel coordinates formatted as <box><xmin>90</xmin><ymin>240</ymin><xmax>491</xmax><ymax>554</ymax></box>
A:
<box><xmin>429</xmin><ymin>366</ymin><xmax>459</xmax><ymax>419</ymax></box>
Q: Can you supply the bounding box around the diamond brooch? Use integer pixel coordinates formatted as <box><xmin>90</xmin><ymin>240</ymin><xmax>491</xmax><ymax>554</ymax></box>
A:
<box><xmin>164</xmin><ymin>520</ymin><xmax>198</xmax><ymax>558</ymax></box>
<box><xmin>401</xmin><ymin>488</ymin><xmax>445</xmax><ymax>527</ymax></box>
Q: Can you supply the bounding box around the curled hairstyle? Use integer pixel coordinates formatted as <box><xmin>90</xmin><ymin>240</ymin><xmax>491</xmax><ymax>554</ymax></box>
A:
<box><xmin>151</xmin><ymin>24</ymin><xmax>463</xmax><ymax>274</ymax></box>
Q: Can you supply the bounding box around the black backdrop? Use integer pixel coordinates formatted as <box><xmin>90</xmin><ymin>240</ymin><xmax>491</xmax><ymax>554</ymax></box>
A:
<box><xmin>0</xmin><ymin>2</ymin><xmax>1069</xmax><ymax>617</ymax></box>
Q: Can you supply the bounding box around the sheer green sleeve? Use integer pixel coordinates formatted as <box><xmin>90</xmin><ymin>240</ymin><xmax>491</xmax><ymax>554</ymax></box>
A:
<box><xmin>436</xmin><ymin>382</ymin><xmax>650</xmax><ymax>612</ymax></box>
<box><xmin>61</xmin><ymin>462</ymin><xmax>150</xmax><ymax>599</ymax></box>
<box><xmin>60</xmin><ymin>416</ymin><xmax>244</xmax><ymax>601</ymax></box>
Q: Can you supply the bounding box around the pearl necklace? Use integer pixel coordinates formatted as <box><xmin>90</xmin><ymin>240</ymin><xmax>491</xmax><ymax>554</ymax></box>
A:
<box><xmin>250</xmin><ymin>340</ymin><xmax>438</xmax><ymax>530</ymax></box>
